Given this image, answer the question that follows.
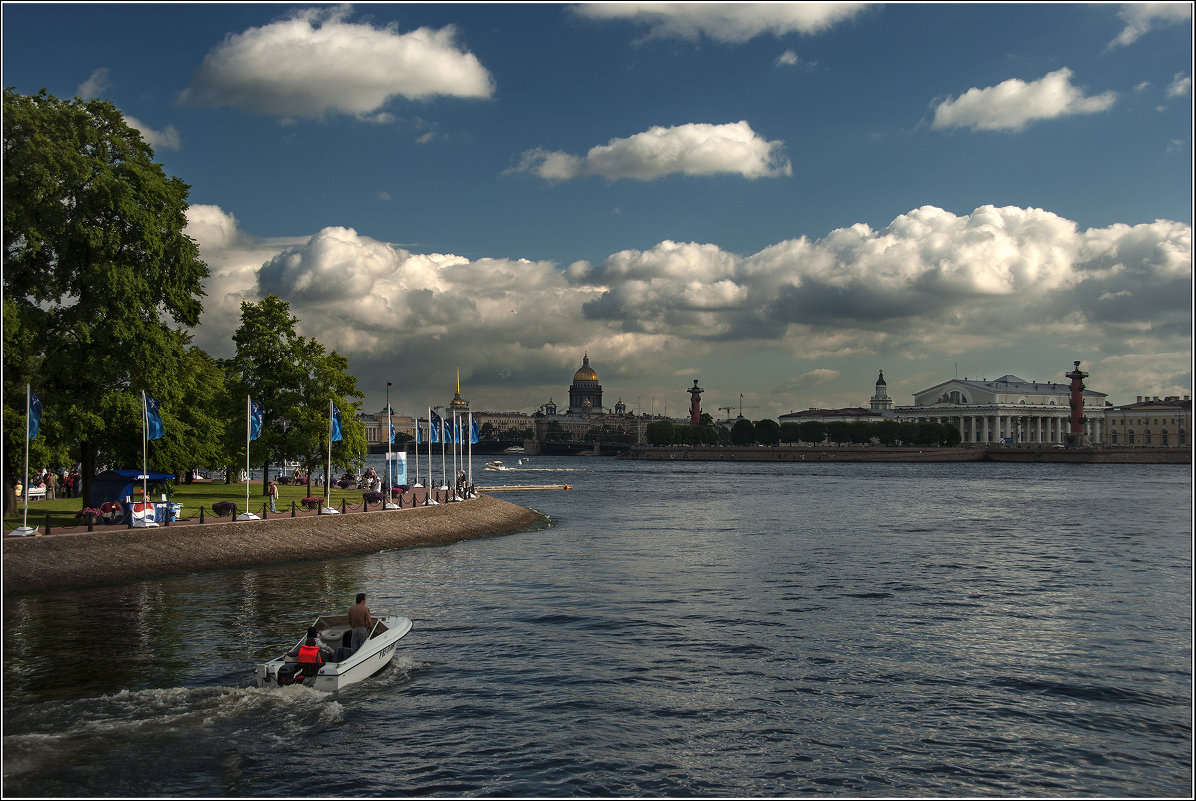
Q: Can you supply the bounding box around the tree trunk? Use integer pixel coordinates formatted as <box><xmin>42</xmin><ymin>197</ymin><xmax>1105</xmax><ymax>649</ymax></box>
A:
<box><xmin>79</xmin><ymin>440</ymin><xmax>97</xmax><ymax>507</ymax></box>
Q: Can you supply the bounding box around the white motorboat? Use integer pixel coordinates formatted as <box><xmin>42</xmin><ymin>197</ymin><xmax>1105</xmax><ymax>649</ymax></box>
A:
<box><xmin>485</xmin><ymin>460</ymin><xmax>507</xmax><ymax>470</ymax></box>
<box><xmin>256</xmin><ymin>613</ymin><xmax>412</xmax><ymax>692</ymax></box>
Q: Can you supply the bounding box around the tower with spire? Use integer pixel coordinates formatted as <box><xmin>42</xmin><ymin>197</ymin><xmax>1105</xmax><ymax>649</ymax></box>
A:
<box><xmin>870</xmin><ymin>370</ymin><xmax>893</xmax><ymax>410</ymax></box>
<box><xmin>449</xmin><ymin>365</ymin><xmax>469</xmax><ymax>412</ymax></box>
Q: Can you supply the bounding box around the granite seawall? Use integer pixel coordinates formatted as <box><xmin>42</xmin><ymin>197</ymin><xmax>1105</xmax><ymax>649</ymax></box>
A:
<box><xmin>2</xmin><ymin>494</ymin><xmax>546</xmax><ymax>594</ymax></box>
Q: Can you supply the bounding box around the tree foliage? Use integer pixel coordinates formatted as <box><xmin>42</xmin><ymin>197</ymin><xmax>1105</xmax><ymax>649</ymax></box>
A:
<box><xmin>3</xmin><ymin>88</ymin><xmax>209</xmax><ymax>508</ymax></box>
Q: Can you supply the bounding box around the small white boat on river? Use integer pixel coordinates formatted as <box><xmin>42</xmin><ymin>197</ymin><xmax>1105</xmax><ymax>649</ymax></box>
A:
<box><xmin>256</xmin><ymin>613</ymin><xmax>412</xmax><ymax>692</ymax></box>
<box><xmin>485</xmin><ymin>460</ymin><xmax>507</xmax><ymax>470</ymax></box>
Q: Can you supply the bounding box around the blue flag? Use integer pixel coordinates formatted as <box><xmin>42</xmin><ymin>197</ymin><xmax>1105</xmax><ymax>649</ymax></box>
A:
<box><xmin>442</xmin><ymin>415</ymin><xmax>455</xmax><ymax>444</ymax></box>
<box><xmin>470</xmin><ymin>418</ymin><xmax>480</xmax><ymax>445</ymax></box>
<box><xmin>389</xmin><ymin>419</ymin><xmax>396</xmax><ymax>444</ymax></box>
<box><xmin>429</xmin><ymin>411</ymin><xmax>442</xmax><ymax>443</ymax></box>
<box><xmin>249</xmin><ymin>398</ymin><xmax>264</xmax><ymax>441</ymax></box>
<box><xmin>331</xmin><ymin>403</ymin><xmax>343</xmax><ymax>442</ymax></box>
<box><xmin>145</xmin><ymin>394</ymin><xmax>165</xmax><ymax>441</ymax></box>
<box><xmin>415</xmin><ymin>420</ymin><xmax>422</xmax><ymax>444</ymax></box>
<box><xmin>28</xmin><ymin>390</ymin><xmax>42</xmax><ymax>440</ymax></box>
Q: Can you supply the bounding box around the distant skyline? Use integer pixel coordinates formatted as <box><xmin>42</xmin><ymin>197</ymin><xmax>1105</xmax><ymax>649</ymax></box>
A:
<box><xmin>3</xmin><ymin>3</ymin><xmax>1191</xmax><ymax>419</ymax></box>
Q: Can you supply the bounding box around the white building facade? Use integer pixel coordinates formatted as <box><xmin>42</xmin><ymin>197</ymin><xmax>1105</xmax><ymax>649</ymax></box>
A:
<box><xmin>896</xmin><ymin>374</ymin><xmax>1108</xmax><ymax>445</ymax></box>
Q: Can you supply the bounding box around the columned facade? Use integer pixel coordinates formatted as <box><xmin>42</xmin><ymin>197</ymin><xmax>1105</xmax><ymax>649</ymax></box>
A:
<box><xmin>896</xmin><ymin>374</ymin><xmax>1107</xmax><ymax>444</ymax></box>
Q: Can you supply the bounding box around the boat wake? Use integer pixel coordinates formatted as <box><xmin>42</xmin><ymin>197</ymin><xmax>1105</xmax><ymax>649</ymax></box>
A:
<box><xmin>2</xmin><ymin>654</ymin><xmax>422</xmax><ymax>794</ymax></box>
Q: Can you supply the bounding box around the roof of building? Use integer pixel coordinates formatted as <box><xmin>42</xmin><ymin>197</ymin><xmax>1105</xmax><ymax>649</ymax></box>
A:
<box><xmin>918</xmin><ymin>374</ymin><xmax>1107</xmax><ymax>398</ymax></box>
<box><xmin>1109</xmin><ymin>396</ymin><xmax>1192</xmax><ymax>410</ymax></box>
<box><xmin>572</xmin><ymin>353</ymin><xmax>598</xmax><ymax>383</ymax></box>
<box><xmin>780</xmin><ymin>407</ymin><xmax>884</xmax><ymax>420</ymax></box>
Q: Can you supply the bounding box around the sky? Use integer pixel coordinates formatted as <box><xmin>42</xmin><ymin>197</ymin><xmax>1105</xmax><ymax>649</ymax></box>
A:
<box><xmin>3</xmin><ymin>2</ymin><xmax>1192</xmax><ymax>420</ymax></box>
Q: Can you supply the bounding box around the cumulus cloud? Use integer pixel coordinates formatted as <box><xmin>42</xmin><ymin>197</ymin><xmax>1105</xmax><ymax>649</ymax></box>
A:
<box><xmin>123</xmin><ymin>114</ymin><xmax>181</xmax><ymax>151</ymax></box>
<box><xmin>1109</xmin><ymin>2</ymin><xmax>1192</xmax><ymax>48</ymax></box>
<box><xmin>515</xmin><ymin>121</ymin><xmax>792</xmax><ymax>181</ymax></box>
<box><xmin>931</xmin><ymin>68</ymin><xmax>1116</xmax><ymax>132</ymax></box>
<box><xmin>184</xmin><ymin>204</ymin><xmax>1190</xmax><ymax>414</ymax></box>
<box><xmin>574</xmin><ymin>2</ymin><xmax>868</xmax><ymax>43</ymax></box>
<box><xmin>77</xmin><ymin>67</ymin><xmax>112</xmax><ymax>99</ymax></box>
<box><xmin>184</xmin><ymin>6</ymin><xmax>494</xmax><ymax>118</ymax></box>
<box><xmin>1167</xmin><ymin>72</ymin><xmax>1192</xmax><ymax>97</ymax></box>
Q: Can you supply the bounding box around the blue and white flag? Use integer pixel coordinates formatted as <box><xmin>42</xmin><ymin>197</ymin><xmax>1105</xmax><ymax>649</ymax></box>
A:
<box><xmin>470</xmin><ymin>418</ymin><xmax>480</xmax><ymax>445</ymax></box>
<box><xmin>145</xmin><ymin>394</ymin><xmax>165</xmax><ymax>441</ymax></box>
<box><xmin>429</xmin><ymin>411</ymin><xmax>442</xmax><ymax>443</ymax></box>
<box><xmin>330</xmin><ymin>403</ymin><xmax>343</xmax><ymax>442</ymax></box>
<box><xmin>249</xmin><ymin>398</ymin><xmax>264</xmax><ymax>441</ymax></box>
<box><xmin>28</xmin><ymin>389</ymin><xmax>42</xmax><ymax>440</ymax></box>
<box><xmin>389</xmin><ymin>415</ymin><xmax>396</xmax><ymax>444</ymax></box>
<box><xmin>442</xmin><ymin>414</ymin><xmax>455</xmax><ymax>444</ymax></box>
<box><xmin>414</xmin><ymin>420</ymin><xmax>422</xmax><ymax>444</ymax></box>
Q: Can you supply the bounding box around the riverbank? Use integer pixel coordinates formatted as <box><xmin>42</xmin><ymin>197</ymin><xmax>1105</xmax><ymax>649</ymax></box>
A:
<box><xmin>2</xmin><ymin>494</ymin><xmax>546</xmax><ymax>595</ymax></box>
<box><xmin>620</xmin><ymin>444</ymin><xmax>1192</xmax><ymax>463</ymax></box>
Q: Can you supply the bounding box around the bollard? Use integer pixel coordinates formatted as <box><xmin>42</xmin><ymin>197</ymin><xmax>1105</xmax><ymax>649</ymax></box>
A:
<box><xmin>164</xmin><ymin>505</ymin><xmax>170</xmax><ymax>527</ymax></box>
<box><xmin>127</xmin><ymin>511</ymin><xmax>133</xmax><ymax>528</ymax></box>
<box><xmin>199</xmin><ymin>506</ymin><xmax>205</xmax><ymax>524</ymax></box>
<box><xmin>341</xmin><ymin>498</ymin><xmax>347</xmax><ymax>514</ymax></box>
<box><xmin>45</xmin><ymin>514</ymin><xmax>52</xmax><ymax>536</ymax></box>
<box><xmin>291</xmin><ymin>500</ymin><xmax>296</xmax><ymax>518</ymax></box>
<box><xmin>87</xmin><ymin>514</ymin><xmax>94</xmax><ymax>532</ymax></box>
<box><xmin>262</xmin><ymin>502</ymin><xmax>268</xmax><ymax>520</ymax></box>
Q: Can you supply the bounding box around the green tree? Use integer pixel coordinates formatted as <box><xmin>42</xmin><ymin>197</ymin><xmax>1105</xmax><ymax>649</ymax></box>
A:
<box><xmin>645</xmin><ymin>420</ymin><xmax>675</xmax><ymax>445</ymax></box>
<box><xmin>730</xmin><ymin>418</ymin><xmax>756</xmax><ymax>445</ymax></box>
<box><xmin>754</xmin><ymin>418</ymin><xmax>780</xmax><ymax>445</ymax></box>
<box><xmin>3</xmin><ymin>88</ymin><xmax>209</xmax><ymax>509</ymax></box>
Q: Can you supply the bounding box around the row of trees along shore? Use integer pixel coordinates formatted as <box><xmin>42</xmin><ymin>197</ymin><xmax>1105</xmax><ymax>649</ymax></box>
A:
<box><xmin>645</xmin><ymin>419</ymin><xmax>963</xmax><ymax>447</ymax></box>
<box><xmin>3</xmin><ymin>88</ymin><xmax>365</xmax><ymax>513</ymax></box>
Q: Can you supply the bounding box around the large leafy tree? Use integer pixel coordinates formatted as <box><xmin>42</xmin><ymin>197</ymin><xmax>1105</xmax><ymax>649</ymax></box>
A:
<box><xmin>3</xmin><ymin>88</ymin><xmax>209</xmax><ymax>508</ymax></box>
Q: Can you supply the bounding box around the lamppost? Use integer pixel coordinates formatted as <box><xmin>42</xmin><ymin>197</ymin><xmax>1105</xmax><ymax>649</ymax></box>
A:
<box><xmin>384</xmin><ymin>382</ymin><xmax>399</xmax><ymax>508</ymax></box>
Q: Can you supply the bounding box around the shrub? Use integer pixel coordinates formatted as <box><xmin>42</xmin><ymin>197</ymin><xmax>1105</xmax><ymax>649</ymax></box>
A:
<box><xmin>362</xmin><ymin>491</ymin><xmax>383</xmax><ymax>505</ymax></box>
<box><xmin>301</xmin><ymin>497</ymin><xmax>322</xmax><ymax>511</ymax></box>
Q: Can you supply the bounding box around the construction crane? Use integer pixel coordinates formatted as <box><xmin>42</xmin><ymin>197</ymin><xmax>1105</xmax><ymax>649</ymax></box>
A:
<box><xmin>718</xmin><ymin>395</ymin><xmax>759</xmax><ymax>422</ymax></box>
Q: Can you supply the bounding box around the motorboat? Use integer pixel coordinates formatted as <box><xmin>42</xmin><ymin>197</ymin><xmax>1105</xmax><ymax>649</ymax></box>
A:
<box><xmin>485</xmin><ymin>460</ymin><xmax>507</xmax><ymax>470</ymax></box>
<box><xmin>256</xmin><ymin>613</ymin><xmax>412</xmax><ymax>692</ymax></box>
<box><xmin>503</xmin><ymin>446</ymin><xmax>525</xmax><ymax>454</ymax></box>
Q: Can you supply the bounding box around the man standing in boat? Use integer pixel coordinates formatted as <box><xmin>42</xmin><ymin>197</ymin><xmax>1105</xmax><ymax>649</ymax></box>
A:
<box><xmin>348</xmin><ymin>593</ymin><xmax>374</xmax><ymax>653</ymax></box>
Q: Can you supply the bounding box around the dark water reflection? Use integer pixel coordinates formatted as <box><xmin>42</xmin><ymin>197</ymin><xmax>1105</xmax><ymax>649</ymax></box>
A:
<box><xmin>3</xmin><ymin>459</ymin><xmax>1191</xmax><ymax>797</ymax></box>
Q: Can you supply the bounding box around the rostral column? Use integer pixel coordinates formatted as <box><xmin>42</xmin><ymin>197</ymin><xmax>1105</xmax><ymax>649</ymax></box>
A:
<box><xmin>1065</xmin><ymin>360</ymin><xmax>1089</xmax><ymax>446</ymax></box>
<box><xmin>688</xmin><ymin>380</ymin><xmax>704</xmax><ymax>426</ymax></box>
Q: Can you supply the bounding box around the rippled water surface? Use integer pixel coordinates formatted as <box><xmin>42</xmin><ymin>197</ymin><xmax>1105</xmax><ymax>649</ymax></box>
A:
<box><xmin>3</xmin><ymin>458</ymin><xmax>1192</xmax><ymax>797</ymax></box>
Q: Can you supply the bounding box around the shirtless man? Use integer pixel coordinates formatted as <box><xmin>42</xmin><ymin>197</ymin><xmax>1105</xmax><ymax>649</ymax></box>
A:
<box><xmin>348</xmin><ymin>593</ymin><xmax>374</xmax><ymax>653</ymax></box>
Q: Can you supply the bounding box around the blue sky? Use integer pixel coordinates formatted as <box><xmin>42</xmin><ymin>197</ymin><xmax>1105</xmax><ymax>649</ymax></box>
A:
<box><xmin>4</xmin><ymin>3</ymin><xmax>1192</xmax><ymax>419</ymax></box>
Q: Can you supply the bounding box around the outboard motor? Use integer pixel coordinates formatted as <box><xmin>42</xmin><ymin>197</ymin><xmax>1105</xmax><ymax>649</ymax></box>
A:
<box><xmin>275</xmin><ymin>662</ymin><xmax>320</xmax><ymax>686</ymax></box>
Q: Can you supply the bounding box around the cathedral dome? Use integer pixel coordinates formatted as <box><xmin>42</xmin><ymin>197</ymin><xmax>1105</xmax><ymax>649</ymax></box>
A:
<box><xmin>573</xmin><ymin>354</ymin><xmax>598</xmax><ymax>382</ymax></box>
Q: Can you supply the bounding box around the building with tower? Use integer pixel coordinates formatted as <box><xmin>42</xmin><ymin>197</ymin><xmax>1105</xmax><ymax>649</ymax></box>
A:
<box><xmin>568</xmin><ymin>353</ymin><xmax>603</xmax><ymax>415</ymax></box>
<box><xmin>870</xmin><ymin>370</ymin><xmax>893</xmax><ymax>410</ymax></box>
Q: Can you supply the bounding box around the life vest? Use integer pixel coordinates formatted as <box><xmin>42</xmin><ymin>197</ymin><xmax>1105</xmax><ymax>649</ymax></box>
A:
<box><xmin>297</xmin><ymin>644</ymin><xmax>324</xmax><ymax>664</ymax></box>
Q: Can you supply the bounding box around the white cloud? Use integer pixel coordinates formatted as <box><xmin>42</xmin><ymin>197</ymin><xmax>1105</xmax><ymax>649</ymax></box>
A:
<box><xmin>123</xmin><ymin>114</ymin><xmax>181</xmax><ymax>151</ymax></box>
<box><xmin>515</xmin><ymin>121</ymin><xmax>792</xmax><ymax>181</ymax></box>
<box><xmin>775</xmin><ymin>49</ymin><xmax>799</xmax><ymax>67</ymax></box>
<box><xmin>1167</xmin><ymin>72</ymin><xmax>1192</xmax><ymax>97</ymax></box>
<box><xmin>184</xmin><ymin>204</ymin><xmax>1191</xmax><ymax>415</ymax></box>
<box><xmin>1109</xmin><ymin>3</ymin><xmax>1192</xmax><ymax>48</ymax></box>
<box><xmin>77</xmin><ymin>67</ymin><xmax>111</xmax><ymax>99</ymax></box>
<box><xmin>931</xmin><ymin>68</ymin><xmax>1116</xmax><ymax>132</ymax></box>
<box><xmin>185</xmin><ymin>7</ymin><xmax>494</xmax><ymax>119</ymax></box>
<box><xmin>575</xmin><ymin>3</ymin><xmax>868</xmax><ymax>43</ymax></box>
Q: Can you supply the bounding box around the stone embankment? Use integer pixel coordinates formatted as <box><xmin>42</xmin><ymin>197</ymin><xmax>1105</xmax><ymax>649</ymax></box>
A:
<box><xmin>621</xmin><ymin>445</ymin><xmax>1191</xmax><ymax>464</ymax></box>
<box><xmin>2</xmin><ymin>494</ymin><xmax>545</xmax><ymax>594</ymax></box>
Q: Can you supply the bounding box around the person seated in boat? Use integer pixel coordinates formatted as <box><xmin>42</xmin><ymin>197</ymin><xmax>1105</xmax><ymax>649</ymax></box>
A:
<box><xmin>348</xmin><ymin>593</ymin><xmax>374</xmax><ymax>654</ymax></box>
<box><xmin>287</xmin><ymin>627</ymin><xmax>336</xmax><ymax>666</ymax></box>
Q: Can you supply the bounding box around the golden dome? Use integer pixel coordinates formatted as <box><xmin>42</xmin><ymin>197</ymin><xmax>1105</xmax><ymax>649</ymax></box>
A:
<box><xmin>573</xmin><ymin>353</ymin><xmax>598</xmax><ymax>382</ymax></box>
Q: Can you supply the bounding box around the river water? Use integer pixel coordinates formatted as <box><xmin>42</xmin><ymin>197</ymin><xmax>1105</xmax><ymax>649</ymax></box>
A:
<box><xmin>2</xmin><ymin>457</ymin><xmax>1191</xmax><ymax>797</ymax></box>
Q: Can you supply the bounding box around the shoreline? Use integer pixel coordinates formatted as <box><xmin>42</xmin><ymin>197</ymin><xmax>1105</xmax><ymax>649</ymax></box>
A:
<box><xmin>2</xmin><ymin>494</ymin><xmax>546</xmax><ymax>595</ymax></box>
<box><xmin>620</xmin><ymin>445</ymin><xmax>1192</xmax><ymax>464</ymax></box>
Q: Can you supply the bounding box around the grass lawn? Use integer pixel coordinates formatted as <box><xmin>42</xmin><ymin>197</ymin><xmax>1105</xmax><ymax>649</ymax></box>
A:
<box><xmin>5</xmin><ymin>480</ymin><xmax>381</xmax><ymax>531</ymax></box>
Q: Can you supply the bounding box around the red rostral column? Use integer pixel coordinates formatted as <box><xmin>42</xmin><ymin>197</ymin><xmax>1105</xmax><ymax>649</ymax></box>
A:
<box><xmin>1065</xmin><ymin>360</ymin><xmax>1088</xmax><ymax>436</ymax></box>
<box><xmin>688</xmin><ymin>379</ymin><xmax>704</xmax><ymax>426</ymax></box>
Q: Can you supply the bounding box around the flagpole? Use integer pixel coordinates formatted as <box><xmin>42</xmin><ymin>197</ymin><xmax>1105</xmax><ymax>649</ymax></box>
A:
<box><xmin>451</xmin><ymin>410</ymin><xmax>458</xmax><ymax>499</ymax></box>
<box><xmin>245</xmin><ymin>394</ymin><xmax>252</xmax><ymax>516</ymax></box>
<box><xmin>326</xmin><ymin>399</ymin><xmax>333</xmax><ymax>509</ymax></box>
<box><xmin>141</xmin><ymin>390</ymin><xmax>149</xmax><ymax>513</ymax></box>
<box><xmin>468</xmin><ymin>411</ymin><xmax>474</xmax><ymax>494</ymax></box>
<box><xmin>22</xmin><ymin>384</ymin><xmax>31</xmax><ymax>533</ymax></box>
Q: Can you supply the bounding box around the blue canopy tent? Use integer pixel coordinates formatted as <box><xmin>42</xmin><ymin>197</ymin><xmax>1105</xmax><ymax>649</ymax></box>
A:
<box><xmin>89</xmin><ymin>469</ymin><xmax>177</xmax><ymax>523</ymax></box>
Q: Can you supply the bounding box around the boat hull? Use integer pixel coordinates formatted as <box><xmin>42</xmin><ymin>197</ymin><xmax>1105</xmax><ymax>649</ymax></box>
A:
<box><xmin>256</xmin><ymin>615</ymin><xmax>412</xmax><ymax>692</ymax></box>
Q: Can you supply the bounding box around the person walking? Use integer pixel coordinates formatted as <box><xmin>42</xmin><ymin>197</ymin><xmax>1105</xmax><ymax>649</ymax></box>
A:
<box><xmin>268</xmin><ymin>481</ymin><xmax>278</xmax><ymax>513</ymax></box>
